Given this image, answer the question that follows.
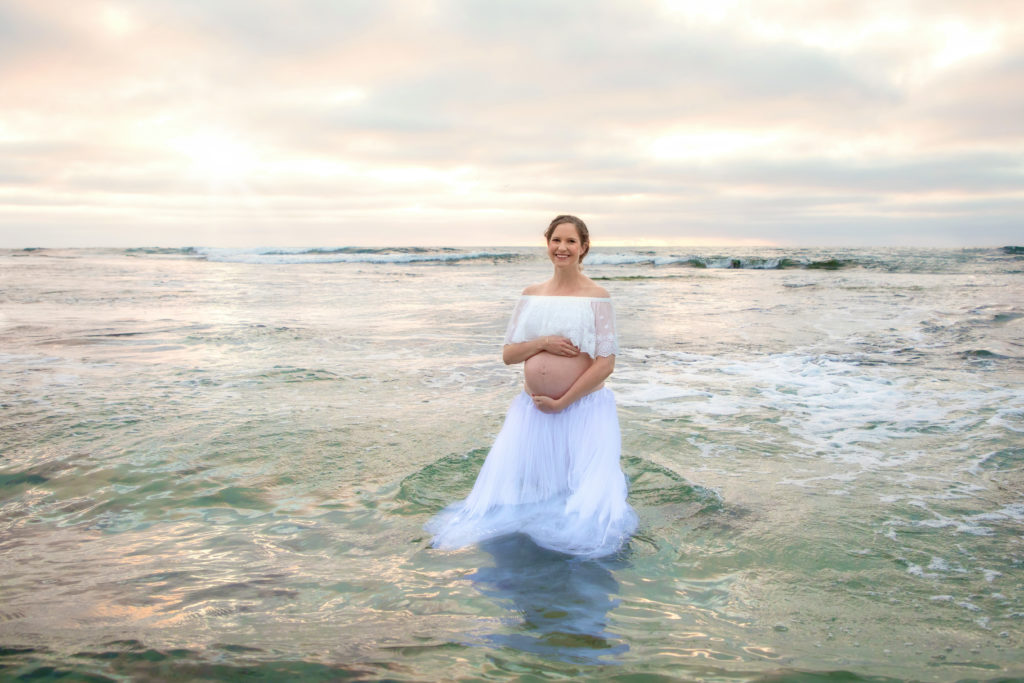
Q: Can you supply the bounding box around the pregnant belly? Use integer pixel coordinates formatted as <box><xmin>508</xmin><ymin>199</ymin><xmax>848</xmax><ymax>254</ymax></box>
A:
<box><xmin>524</xmin><ymin>351</ymin><xmax>594</xmax><ymax>399</ymax></box>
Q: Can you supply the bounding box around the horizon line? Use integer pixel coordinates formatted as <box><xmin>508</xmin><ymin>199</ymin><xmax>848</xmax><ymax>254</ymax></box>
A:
<box><xmin>2</xmin><ymin>243</ymin><xmax>1020</xmax><ymax>251</ymax></box>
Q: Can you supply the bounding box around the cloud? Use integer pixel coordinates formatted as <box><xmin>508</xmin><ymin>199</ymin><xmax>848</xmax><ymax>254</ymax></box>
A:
<box><xmin>0</xmin><ymin>0</ymin><xmax>1021</xmax><ymax>247</ymax></box>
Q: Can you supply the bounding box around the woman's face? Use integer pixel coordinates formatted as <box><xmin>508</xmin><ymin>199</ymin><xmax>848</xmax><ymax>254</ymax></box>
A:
<box><xmin>547</xmin><ymin>222</ymin><xmax>585</xmax><ymax>268</ymax></box>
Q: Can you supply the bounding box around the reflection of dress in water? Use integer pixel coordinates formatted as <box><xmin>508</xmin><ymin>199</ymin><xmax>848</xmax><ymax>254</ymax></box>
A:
<box><xmin>469</xmin><ymin>535</ymin><xmax>628</xmax><ymax>661</ymax></box>
<box><xmin>427</xmin><ymin>295</ymin><xmax>638</xmax><ymax>558</ymax></box>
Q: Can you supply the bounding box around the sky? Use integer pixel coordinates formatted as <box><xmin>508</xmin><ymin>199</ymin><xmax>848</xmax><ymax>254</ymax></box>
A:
<box><xmin>1</xmin><ymin>0</ymin><xmax>1021</xmax><ymax>248</ymax></box>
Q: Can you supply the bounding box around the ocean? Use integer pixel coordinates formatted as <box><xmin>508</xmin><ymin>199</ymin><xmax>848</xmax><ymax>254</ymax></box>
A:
<box><xmin>1</xmin><ymin>245</ymin><xmax>1022</xmax><ymax>681</ymax></box>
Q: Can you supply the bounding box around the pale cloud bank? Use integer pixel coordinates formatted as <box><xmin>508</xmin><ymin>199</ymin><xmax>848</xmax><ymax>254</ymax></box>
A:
<box><xmin>0</xmin><ymin>0</ymin><xmax>1021</xmax><ymax>247</ymax></box>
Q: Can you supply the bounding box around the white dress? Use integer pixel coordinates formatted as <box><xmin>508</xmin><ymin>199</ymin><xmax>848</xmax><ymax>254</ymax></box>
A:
<box><xmin>427</xmin><ymin>295</ymin><xmax>638</xmax><ymax>558</ymax></box>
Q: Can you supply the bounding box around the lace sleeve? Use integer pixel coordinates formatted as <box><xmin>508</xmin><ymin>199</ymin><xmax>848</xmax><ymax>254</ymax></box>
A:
<box><xmin>503</xmin><ymin>297</ymin><xmax>528</xmax><ymax>345</ymax></box>
<box><xmin>591</xmin><ymin>299</ymin><xmax>619</xmax><ymax>357</ymax></box>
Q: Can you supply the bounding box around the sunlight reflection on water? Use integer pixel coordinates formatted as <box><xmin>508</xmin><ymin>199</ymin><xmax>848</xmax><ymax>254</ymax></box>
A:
<box><xmin>0</xmin><ymin>247</ymin><xmax>1022</xmax><ymax>681</ymax></box>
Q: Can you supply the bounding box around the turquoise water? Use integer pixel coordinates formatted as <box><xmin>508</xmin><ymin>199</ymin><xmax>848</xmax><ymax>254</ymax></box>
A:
<box><xmin>1</xmin><ymin>247</ymin><xmax>1022</xmax><ymax>681</ymax></box>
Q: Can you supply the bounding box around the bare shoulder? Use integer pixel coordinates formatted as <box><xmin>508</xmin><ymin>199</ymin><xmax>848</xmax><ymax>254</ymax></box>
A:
<box><xmin>522</xmin><ymin>278</ymin><xmax>608</xmax><ymax>297</ymax></box>
<box><xmin>579</xmin><ymin>278</ymin><xmax>610</xmax><ymax>298</ymax></box>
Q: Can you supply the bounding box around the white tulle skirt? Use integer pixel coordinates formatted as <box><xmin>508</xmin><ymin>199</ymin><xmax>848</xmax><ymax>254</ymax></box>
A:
<box><xmin>427</xmin><ymin>388</ymin><xmax>637</xmax><ymax>558</ymax></box>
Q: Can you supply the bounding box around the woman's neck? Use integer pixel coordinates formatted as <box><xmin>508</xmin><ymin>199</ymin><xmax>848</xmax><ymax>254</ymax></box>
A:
<box><xmin>547</xmin><ymin>267</ymin><xmax>586</xmax><ymax>293</ymax></box>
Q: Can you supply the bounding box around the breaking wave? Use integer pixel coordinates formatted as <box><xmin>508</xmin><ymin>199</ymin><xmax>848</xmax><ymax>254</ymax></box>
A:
<box><xmin>6</xmin><ymin>246</ymin><xmax>1017</xmax><ymax>273</ymax></box>
<box><xmin>585</xmin><ymin>253</ymin><xmax>854</xmax><ymax>269</ymax></box>
<box><xmin>188</xmin><ymin>247</ymin><xmax>520</xmax><ymax>265</ymax></box>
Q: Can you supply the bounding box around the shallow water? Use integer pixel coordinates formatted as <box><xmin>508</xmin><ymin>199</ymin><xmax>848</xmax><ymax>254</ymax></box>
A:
<box><xmin>1</xmin><ymin>246</ymin><xmax>1022</xmax><ymax>681</ymax></box>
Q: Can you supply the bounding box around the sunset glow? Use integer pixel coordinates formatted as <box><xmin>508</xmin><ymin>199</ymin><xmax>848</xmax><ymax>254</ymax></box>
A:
<box><xmin>0</xmin><ymin>0</ymin><xmax>1020</xmax><ymax>247</ymax></box>
<box><xmin>171</xmin><ymin>131</ymin><xmax>260</xmax><ymax>186</ymax></box>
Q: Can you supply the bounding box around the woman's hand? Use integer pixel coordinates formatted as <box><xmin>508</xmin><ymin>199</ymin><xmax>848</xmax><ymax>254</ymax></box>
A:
<box><xmin>541</xmin><ymin>336</ymin><xmax>579</xmax><ymax>357</ymax></box>
<box><xmin>531</xmin><ymin>355</ymin><xmax>614</xmax><ymax>415</ymax></box>
<box><xmin>531</xmin><ymin>394</ymin><xmax>566</xmax><ymax>414</ymax></box>
<box><xmin>503</xmin><ymin>336</ymin><xmax>578</xmax><ymax>365</ymax></box>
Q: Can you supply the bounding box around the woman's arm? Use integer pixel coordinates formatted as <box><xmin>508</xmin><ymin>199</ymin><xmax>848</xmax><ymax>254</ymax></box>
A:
<box><xmin>532</xmin><ymin>354</ymin><xmax>615</xmax><ymax>413</ymax></box>
<box><xmin>503</xmin><ymin>336</ymin><xmax>578</xmax><ymax>365</ymax></box>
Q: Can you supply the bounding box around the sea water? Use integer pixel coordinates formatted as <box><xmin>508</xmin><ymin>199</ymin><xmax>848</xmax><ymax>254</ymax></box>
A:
<box><xmin>1</xmin><ymin>246</ymin><xmax>1021</xmax><ymax>681</ymax></box>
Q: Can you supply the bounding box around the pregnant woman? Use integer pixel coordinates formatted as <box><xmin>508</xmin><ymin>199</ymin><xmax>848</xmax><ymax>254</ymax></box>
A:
<box><xmin>427</xmin><ymin>215</ymin><xmax>638</xmax><ymax>558</ymax></box>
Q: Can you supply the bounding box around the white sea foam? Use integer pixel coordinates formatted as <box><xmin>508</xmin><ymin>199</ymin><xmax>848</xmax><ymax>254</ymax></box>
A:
<box><xmin>616</xmin><ymin>347</ymin><xmax>1023</xmax><ymax>501</ymax></box>
<box><xmin>989</xmin><ymin>404</ymin><xmax>1024</xmax><ymax>433</ymax></box>
<box><xmin>928</xmin><ymin>557</ymin><xmax>967</xmax><ymax>573</ymax></box>
<box><xmin>585</xmin><ymin>253</ymin><xmax>660</xmax><ymax>266</ymax></box>
<box><xmin>968</xmin><ymin>503</ymin><xmax>1024</xmax><ymax>523</ymax></box>
<box><xmin>618</xmin><ymin>350</ymin><xmax>952</xmax><ymax>469</ymax></box>
<box><xmin>193</xmin><ymin>246</ymin><xmax>516</xmax><ymax>265</ymax></box>
<box><xmin>906</xmin><ymin>563</ymin><xmax>938</xmax><ymax>579</ymax></box>
<box><xmin>967</xmin><ymin>451</ymin><xmax>999</xmax><ymax>474</ymax></box>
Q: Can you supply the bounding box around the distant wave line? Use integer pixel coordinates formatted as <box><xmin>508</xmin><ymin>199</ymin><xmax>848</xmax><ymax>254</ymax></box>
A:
<box><xmin>585</xmin><ymin>253</ymin><xmax>853</xmax><ymax>270</ymax></box>
<box><xmin>11</xmin><ymin>245</ymin><xmax>1020</xmax><ymax>272</ymax></box>
<box><xmin>191</xmin><ymin>247</ymin><xmax>521</xmax><ymax>265</ymax></box>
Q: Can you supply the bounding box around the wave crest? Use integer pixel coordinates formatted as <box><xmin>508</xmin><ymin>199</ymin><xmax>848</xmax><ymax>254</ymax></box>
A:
<box><xmin>191</xmin><ymin>247</ymin><xmax>519</xmax><ymax>265</ymax></box>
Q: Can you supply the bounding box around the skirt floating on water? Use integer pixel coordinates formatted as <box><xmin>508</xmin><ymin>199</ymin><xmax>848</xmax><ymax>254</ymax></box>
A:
<box><xmin>427</xmin><ymin>388</ymin><xmax>638</xmax><ymax>558</ymax></box>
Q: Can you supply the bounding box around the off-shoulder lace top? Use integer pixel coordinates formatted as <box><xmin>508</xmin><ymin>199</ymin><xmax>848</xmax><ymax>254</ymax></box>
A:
<box><xmin>503</xmin><ymin>295</ymin><xmax>619</xmax><ymax>358</ymax></box>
